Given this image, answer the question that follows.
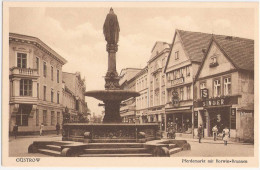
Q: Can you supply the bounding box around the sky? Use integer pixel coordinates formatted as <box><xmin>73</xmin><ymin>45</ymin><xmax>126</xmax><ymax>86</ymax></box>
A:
<box><xmin>9</xmin><ymin>7</ymin><xmax>255</xmax><ymax>115</ymax></box>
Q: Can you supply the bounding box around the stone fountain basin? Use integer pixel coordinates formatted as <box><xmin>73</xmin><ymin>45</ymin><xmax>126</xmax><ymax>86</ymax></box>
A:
<box><xmin>85</xmin><ymin>90</ymin><xmax>140</xmax><ymax>101</ymax></box>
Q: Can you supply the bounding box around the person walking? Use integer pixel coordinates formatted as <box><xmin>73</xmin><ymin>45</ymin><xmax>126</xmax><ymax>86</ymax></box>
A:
<box><xmin>212</xmin><ymin>125</ymin><xmax>218</xmax><ymax>141</ymax></box>
<box><xmin>13</xmin><ymin>124</ymin><xmax>18</xmax><ymax>139</ymax></box>
<box><xmin>40</xmin><ymin>123</ymin><xmax>44</xmax><ymax>136</ymax></box>
<box><xmin>56</xmin><ymin>123</ymin><xmax>60</xmax><ymax>135</ymax></box>
<box><xmin>197</xmin><ymin>124</ymin><xmax>203</xmax><ymax>143</ymax></box>
<box><xmin>222</xmin><ymin>126</ymin><xmax>230</xmax><ymax>145</ymax></box>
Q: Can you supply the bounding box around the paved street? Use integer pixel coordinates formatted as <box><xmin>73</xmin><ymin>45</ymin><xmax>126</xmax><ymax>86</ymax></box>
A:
<box><xmin>9</xmin><ymin>134</ymin><xmax>62</xmax><ymax>157</ymax></box>
<box><xmin>171</xmin><ymin>137</ymin><xmax>254</xmax><ymax>157</ymax></box>
<box><xmin>9</xmin><ymin>135</ymin><xmax>254</xmax><ymax>157</ymax></box>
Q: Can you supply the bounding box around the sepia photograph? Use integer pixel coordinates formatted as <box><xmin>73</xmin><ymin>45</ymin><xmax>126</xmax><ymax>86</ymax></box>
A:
<box><xmin>1</xmin><ymin>1</ymin><xmax>259</xmax><ymax>168</ymax></box>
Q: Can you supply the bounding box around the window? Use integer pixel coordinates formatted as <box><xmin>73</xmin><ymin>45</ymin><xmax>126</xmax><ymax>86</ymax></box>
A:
<box><xmin>57</xmin><ymin>70</ymin><xmax>60</xmax><ymax>83</ymax></box>
<box><xmin>175</xmin><ymin>51</ymin><xmax>179</xmax><ymax>60</ymax></box>
<box><xmin>180</xmin><ymin>87</ymin><xmax>184</xmax><ymax>100</ymax></box>
<box><xmin>51</xmin><ymin>90</ymin><xmax>54</xmax><ymax>102</ymax></box>
<box><xmin>43</xmin><ymin>86</ymin><xmax>46</xmax><ymax>101</ymax></box>
<box><xmin>16</xmin><ymin>106</ymin><xmax>29</xmax><ymax>126</ymax></box>
<box><xmin>43</xmin><ymin>110</ymin><xmax>47</xmax><ymax>125</ymax></box>
<box><xmin>200</xmin><ymin>82</ymin><xmax>206</xmax><ymax>89</ymax></box>
<box><xmin>57</xmin><ymin>92</ymin><xmax>60</xmax><ymax>104</ymax></box>
<box><xmin>224</xmin><ymin>77</ymin><xmax>231</xmax><ymax>95</ymax></box>
<box><xmin>36</xmin><ymin>109</ymin><xmax>39</xmax><ymax>126</ymax></box>
<box><xmin>161</xmin><ymin>91</ymin><xmax>165</xmax><ymax>104</ymax></box>
<box><xmin>214</xmin><ymin>79</ymin><xmax>221</xmax><ymax>97</ymax></box>
<box><xmin>57</xmin><ymin>112</ymin><xmax>60</xmax><ymax>124</ymax></box>
<box><xmin>51</xmin><ymin>111</ymin><xmax>55</xmax><ymax>125</ymax></box>
<box><xmin>17</xmin><ymin>53</ymin><xmax>27</xmax><ymax>68</ymax></box>
<box><xmin>43</xmin><ymin>62</ymin><xmax>47</xmax><ymax>77</ymax></box>
<box><xmin>37</xmin><ymin>83</ymin><xmax>39</xmax><ymax>98</ymax></box>
<box><xmin>210</xmin><ymin>55</ymin><xmax>219</xmax><ymax>67</ymax></box>
<box><xmin>187</xmin><ymin>85</ymin><xmax>191</xmax><ymax>100</ymax></box>
<box><xmin>20</xmin><ymin>79</ymin><xmax>32</xmax><ymax>96</ymax></box>
<box><xmin>36</xmin><ymin>57</ymin><xmax>39</xmax><ymax>73</ymax></box>
<box><xmin>186</xmin><ymin>66</ymin><xmax>190</xmax><ymax>76</ymax></box>
<box><xmin>51</xmin><ymin>66</ymin><xmax>53</xmax><ymax>81</ymax></box>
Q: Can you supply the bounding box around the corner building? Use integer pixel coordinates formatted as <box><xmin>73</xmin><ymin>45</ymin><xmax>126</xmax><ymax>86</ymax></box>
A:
<box><xmin>9</xmin><ymin>33</ymin><xmax>67</xmax><ymax>134</ymax></box>
<box><xmin>193</xmin><ymin>35</ymin><xmax>254</xmax><ymax>142</ymax></box>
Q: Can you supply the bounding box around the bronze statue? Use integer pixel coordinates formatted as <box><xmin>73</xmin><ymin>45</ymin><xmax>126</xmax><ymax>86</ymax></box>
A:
<box><xmin>103</xmin><ymin>8</ymin><xmax>120</xmax><ymax>44</ymax></box>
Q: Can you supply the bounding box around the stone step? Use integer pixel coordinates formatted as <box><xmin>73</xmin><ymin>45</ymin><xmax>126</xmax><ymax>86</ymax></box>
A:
<box><xmin>38</xmin><ymin>149</ymin><xmax>61</xmax><ymax>157</ymax></box>
<box><xmin>79</xmin><ymin>153</ymin><xmax>153</xmax><ymax>157</ymax></box>
<box><xmin>86</xmin><ymin>143</ymin><xmax>144</xmax><ymax>148</ymax></box>
<box><xmin>91</xmin><ymin>139</ymin><xmax>137</xmax><ymax>143</ymax></box>
<box><xmin>84</xmin><ymin>148</ymin><xmax>149</xmax><ymax>154</ymax></box>
<box><xmin>44</xmin><ymin>145</ymin><xmax>61</xmax><ymax>152</ymax></box>
<box><xmin>169</xmin><ymin>147</ymin><xmax>183</xmax><ymax>155</ymax></box>
<box><xmin>169</xmin><ymin>144</ymin><xmax>177</xmax><ymax>149</ymax></box>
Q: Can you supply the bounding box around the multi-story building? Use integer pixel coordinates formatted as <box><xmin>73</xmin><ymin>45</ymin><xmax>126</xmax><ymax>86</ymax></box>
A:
<box><xmin>164</xmin><ymin>30</ymin><xmax>212</xmax><ymax>135</ymax></box>
<box><xmin>193</xmin><ymin>35</ymin><xmax>254</xmax><ymax>142</ymax></box>
<box><xmin>9</xmin><ymin>33</ymin><xmax>67</xmax><ymax>134</ymax></box>
<box><xmin>135</xmin><ymin>67</ymin><xmax>148</xmax><ymax>124</ymax></box>
<box><xmin>62</xmin><ymin>72</ymin><xmax>86</xmax><ymax>122</ymax></box>
<box><xmin>147</xmin><ymin>41</ymin><xmax>171</xmax><ymax>131</ymax></box>
<box><xmin>119</xmin><ymin>68</ymin><xmax>141</xmax><ymax>123</ymax></box>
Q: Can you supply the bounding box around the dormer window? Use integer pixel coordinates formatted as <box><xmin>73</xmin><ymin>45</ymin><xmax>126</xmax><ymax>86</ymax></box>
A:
<box><xmin>210</xmin><ymin>54</ymin><xmax>219</xmax><ymax>67</ymax></box>
<box><xmin>175</xmin><ymin>51</ymin><xmax>179</xmax><ymax>60</ymax></box>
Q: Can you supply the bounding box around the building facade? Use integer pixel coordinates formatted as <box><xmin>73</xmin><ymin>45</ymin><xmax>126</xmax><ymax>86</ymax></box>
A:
<box><xmin>193</xmin><ymin>35</ymin><xmax>254</xmax><ymax>142</ymax></box>
<box><xmin>164</xmin><ymin>30</ymin><xmax>212</xmax><ymax>135</ymax></box>
<box><xmin>147</xmin><ymin>41</ymin><xmax>170</xmax><ymax>131</ymax></box>
<box><xmin>62</xmin><ymin>72</ymin><xmax>86</xmax><ymax>122</ymax></box>
<box><xmin>119</xmin><ymin>68</ymin><xmax>141</xmax><ymax>123</ymax></box>
<box><xmin>9</xmin><ymin>33</ymin><xmax>67</xmax><ymax>134</ymax></box>
<box><xmin>135</xmin><ymin>67</ymin><xmax>149</xmax><ymax>124</ymax></box>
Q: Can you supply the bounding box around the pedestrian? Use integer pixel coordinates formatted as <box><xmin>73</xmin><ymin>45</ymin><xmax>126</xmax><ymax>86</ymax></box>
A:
<box><xmin>56</xmin><ymin>123</ymin><xmax>60</xmax><ymax>135</ymax></box>
<box><xmin>197</xmin><ymin>124</ymin><xmax>203</xmax><ymax>143</ymax></box>
<box><xmin>40</xmin><ymin>123</ymin><xmax>44</xmax><ymax>136</ymax></box>
<box><xmin>13</xmin><ymin>124</ymin><xmax>18</xmax><ymax>139</ymax></box>
<box><xmin>212</xmin><ymin>125</ymin><xmax>218</xmax><ymax>141</ymax></box>
<box><xmin>222</xmin><ymin>126</ymin><xmax>230</xmax><ymax>145</ymax></box>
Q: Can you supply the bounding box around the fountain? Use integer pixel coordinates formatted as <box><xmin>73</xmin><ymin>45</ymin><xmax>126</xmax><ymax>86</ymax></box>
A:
<box><xmin>85</xmin><ymin>8</ymin><xmax>140</xmax><ymax>123</ymax></box>
<box><xmin>61</xmin><ymin>8</ymin><xmax>160</xmax><ymax>143</ymax></box>
<box><xmin>28</xmin><ymin>9</ymin><xmax>190</xmax><ymax>157</ymax></box>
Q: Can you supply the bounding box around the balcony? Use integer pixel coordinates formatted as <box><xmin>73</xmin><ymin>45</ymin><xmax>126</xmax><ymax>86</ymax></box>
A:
<box><xmin>10</xmin><ymin>67</ymin><xmax>39</xmax><ymax>78</ymax></box>
<box><xmin>10</xmin><ymin>96</ymin><xmax>38</xmax><ymax>105</ymax></box>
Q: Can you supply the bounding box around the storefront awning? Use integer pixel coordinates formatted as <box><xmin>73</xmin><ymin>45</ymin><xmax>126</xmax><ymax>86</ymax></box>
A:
<box><xmin>165</xmin><ymin>106</ymin><xmax>191</xmax><ymax>114</ymax></box>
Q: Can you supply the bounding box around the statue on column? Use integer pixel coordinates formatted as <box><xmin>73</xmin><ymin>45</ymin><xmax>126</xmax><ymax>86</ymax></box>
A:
<box><xmin>103</xmin><ymin>8</ymin><xmax>120</xmax><ymax>44</ymax></box>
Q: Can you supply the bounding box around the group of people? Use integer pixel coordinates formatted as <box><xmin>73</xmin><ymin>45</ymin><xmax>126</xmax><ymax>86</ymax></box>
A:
<box><xmin>197</xmin><ymin>124</ymin><xmax>230</xmax><ymax>145</ymax></box>
<box><xmin>12</xmin><ymin>123</ymin><xmax>61</xmax><ymax>138</ymax></box>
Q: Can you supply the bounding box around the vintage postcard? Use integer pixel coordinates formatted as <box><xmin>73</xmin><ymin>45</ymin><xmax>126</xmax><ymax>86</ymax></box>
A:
<box><xmin>2</xmin><ymin>1</ymin><xmax>259</xmax><ymax>168</ymax></box>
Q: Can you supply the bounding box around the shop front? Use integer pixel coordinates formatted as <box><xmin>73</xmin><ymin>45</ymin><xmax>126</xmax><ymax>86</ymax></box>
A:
<box><xmin>165</xmin><ymin>106</ymin><xmax>192</xmax><ymax>134</ymax></box>
<box><xmin>194</xmin><ymin>95</ymin><xmax>248</xmax><ymax>141</ymax></box>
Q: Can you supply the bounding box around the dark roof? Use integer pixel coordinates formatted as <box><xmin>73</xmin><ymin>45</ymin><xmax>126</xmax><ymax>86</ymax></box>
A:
<box><xmin>177</xmin><ymin>29</ymin><xmax>213</xmax><ymax>62</ymax></box>
<box><xmin>166</xmin><ymin>29</ymin><xmax>254</xmax><ymax>71</ymax></box>
<box><xmin>212</xmin><ymin>35</ymin><xmax>254</xmax><ymax>71</ymax></box>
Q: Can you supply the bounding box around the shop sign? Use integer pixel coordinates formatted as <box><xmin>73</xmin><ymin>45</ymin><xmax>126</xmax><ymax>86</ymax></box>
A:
<box><xmin>202</xmin><ymin>98</ymin><xmax>225</xmax><ymax>106</ymax></box>
<box><xmin>171</xmin><ymin>77</ymin><xmax>184</xmax><ymax>86</ymax></box>
<box><xmin>230</xmin><ymin>108</ymin><xmax>236</xmax><ymax>129</ymax></box>
<box><xmin>240</xmin><ymin>111</ymin><xmax>253</xmax><ymax>117</ymax></box>
<box><xmin>201</xmin><ymin>89</ymin><xmax>208</xmax><ymax>99</ymax></box>
<box><xmin>194</xmin><ymin>111</ymin><xmax>198</xmax><ymax>128</ymax></box>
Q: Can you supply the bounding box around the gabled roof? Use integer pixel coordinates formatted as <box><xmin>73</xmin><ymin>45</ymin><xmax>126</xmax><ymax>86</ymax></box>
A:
<box><xmin>195</xmin><ymin>35</ymin><xmax>254</xmax><ymax>82</ymax></box>
<box><xmin>212</xmin><ymin>35</ymin><xmax>254</xmax><ymax>71</ymax></box>
<box><xmin>176</xmin><ymin>29</ymin><xmax>213</xmax><ymax>63</ymax></box>
<box><xmin>165</xmin><ymin>29</ymin><xmax>254</xmax><ymax>73</ymax></box>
